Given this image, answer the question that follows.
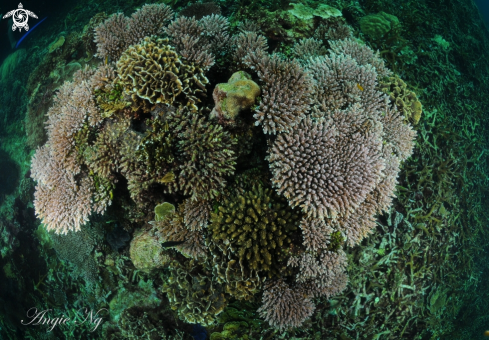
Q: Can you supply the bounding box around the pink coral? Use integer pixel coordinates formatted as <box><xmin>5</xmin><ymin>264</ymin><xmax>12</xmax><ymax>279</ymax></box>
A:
<box><xmin>269</xmin><ymin>105</ymin><xmax>384</xmax><ymax>219</ymax></box>
<box><xmin>257</xmin><ymin>278</ymin><xmax>315</xmax><ymax>330</ymax></box>
<box><xmin>94</xmin><ymin>4</ymin><xmax>174</xmax><ymax>60</ymax></box>
<box><xmin>244</xmin><ymin>51</ymin><xmax>312</xmax><ymax>134</ymax></box>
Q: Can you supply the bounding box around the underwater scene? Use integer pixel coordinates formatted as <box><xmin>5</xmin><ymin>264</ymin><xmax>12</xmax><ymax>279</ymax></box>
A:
<box><xmin>0</xmin><ymin>0</ymin><xmax>488</xmax><ymax>339</ymax></box>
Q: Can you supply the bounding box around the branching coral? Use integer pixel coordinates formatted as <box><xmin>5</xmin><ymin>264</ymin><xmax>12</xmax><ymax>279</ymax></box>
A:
<box><xmin>257</xmin><ymin>278</ymin><xmax>315</xmax><ymax>330</ymax></box>
<box><xmin>117</xmin><ymin>36</ymin><xmax>208</xmax><ymax>111</ymax></box>
<box><xmin>244</xmin><ymin>52</ymin><xmax>313</xmax><ymax>134</ymax></box>
<box><xmin>31</xmin><ymin>66</ymin><xmax>111</xmax><ymax>234</ymax></box>
<box><xmin>94</xmin><ymin>4</ymin><xmax>174</xmax><ymax>60</ymax></box>
<box><xmin>150</xmin><ymin>202</ymin><xmax>207</xmax><ymax>260</ymax></box>
<box><xmin>269</xmin><ymin>106</ymin><xmax>384</xmax><ymax>219</ymax></box>
<box><xmin>306</xmin><ymin>52</ymin><xmax>389</xmax><ymax>120</ymax></box>
<box><xmin>292</xmin><ymin>38</ymin><xmax>327</xmax><ymax>61</ymax></box>
<box><xmin>232</xmin><ymin>31</ymin><xmax>268</xmax><ymax>70</ymax></box>
<box><xmin>208</xmin><ymin>185</ymin><xmax>301</xmax><ymax>276</ymax></box>
<box><xmin>288</xmin><ymin>249</ymin><xmax>348</xmax><ymax>298</ymax></box>
<box><xmin>166</xmin><ymin>109</ymin><xmax>237</xmax><ymax>201</ymax></box>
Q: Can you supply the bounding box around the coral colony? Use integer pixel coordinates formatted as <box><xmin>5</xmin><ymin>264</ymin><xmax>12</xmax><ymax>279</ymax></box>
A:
<box><xmin>30</xmin><ymin>3</ymin><xmax>416</xmax><ymax>331</ymax></box>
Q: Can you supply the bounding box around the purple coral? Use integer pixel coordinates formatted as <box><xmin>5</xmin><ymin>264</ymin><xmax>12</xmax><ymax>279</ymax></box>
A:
<box><xmin>257</xmin><ymin>278</ymin><xmax>315</xmax><ymax>330</ymax></box>
<box><xmin>288</xmin><ymin>249</ymin><xmax>348</xmax><ymax>298</ymax></box>
<box><xmin>94</xmin><ymin>4</ymin><xmax>174</xmax><ymax>60</ymax></box>
<box><xmin>30</xmin><ymin>66</ymin><xmax>111</xmax><ymax>234</ymax></box>
<box><xmin>329</xmin><ymin>38</ymin><xmax>392</xmax><ymax>79</ymax></box>
<box><xmin>269</xmin><ymin>105</ymin><xmax>384</xmax><ymax>219</ymax></box>
<box><xmin>306</xmin><ymin>53</ymin><xmax>389</xmax><ymax>120</ymax></box>
<box><xmin>244</xmin><ymin>51</ymin><xmax>313</xmax><ymax>134</ymax></box>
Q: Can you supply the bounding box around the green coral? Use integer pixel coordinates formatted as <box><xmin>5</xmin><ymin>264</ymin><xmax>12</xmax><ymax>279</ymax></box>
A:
<box><xmin>360</xmin><ymin>11</ymin><xmax>400</xmax><ymax>40</ymax></box>
<box><xmin>208</xmin><ymin>185</ymin><xmax>301</xmax><ymax>277</ymax></box>
<box><xmin>129</xmin><ymin>227</ymin><xmax>171</xmax><ymax>272</ymax></box>
<box><xmin>166</xmin><ymin>110</ymin><xmax>237</xmax><ymax>200</ymax></box>
<box><xmin>163</xmin><ymin>258</ymin><xmax>227</xmax><ymax>326</ymax></box>
<box><xmin>155</xmin><ymin>202</ymin><xmax>176</xmax><ymax>222</ymax></box>
<box><xmin>136</xmin><ymin>118</ymin><xmax>175</xmax><ymax>175</ymax></box>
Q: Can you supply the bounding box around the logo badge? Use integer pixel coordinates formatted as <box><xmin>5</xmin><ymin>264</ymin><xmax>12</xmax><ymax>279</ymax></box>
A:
<box><xmin>3</xmin><ymin>3</ymin><xmax>38</xmax><ymax>32</ymax></box>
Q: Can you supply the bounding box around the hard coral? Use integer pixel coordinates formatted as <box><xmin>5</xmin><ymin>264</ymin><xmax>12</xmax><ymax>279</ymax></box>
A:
<box><xmin>208</xmin><ymin>185</ymin><xmax>301</xmax><ymax>276</ymax></box>
<box><xmin>166</xmin><ymin>110</ymin><xmax>237</xmax><ymax>201</ymax></box>
<box><xmin>163</xmin><ymin>258</ymin><xmax>228</xmax><ymax>326</ymax></box>
<box><xmin>244</xmin><ymin>51</ymin><xmax>313</xmax><ymax>134</ymax></box>
<box><xmin>269</xmin><ymin>108</ymin><xmax>383</xmax><ymax>219</ymax></box>
<box><xmin>117</xmin><ymin>36</ymin><xmax>208</xmax><ymax>111</ymax></box>
<box><xmin>379</xmin><ymin>75</ymin><xmax>423</xmax><ymax>124</ymax></box>
<box><xmin>94</xmin><ymin>4</ymin><xmax>174</xmax><ymax>61</ymax></box>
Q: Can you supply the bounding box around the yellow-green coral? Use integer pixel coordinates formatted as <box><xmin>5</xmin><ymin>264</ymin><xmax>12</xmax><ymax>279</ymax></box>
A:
<box><xmin>210</xmin><ymin>71</ymin><xmax>260</xmax><ymax>121</ymax></box>
<box><xmin>155</xmin><ymin>202</ymin><xmax>176</xmax><ymax>222</ymax></box>
<box><xmin>129</xmin><ymin>227</ymin><xmax>171</xmax><ymax>272</ymax></box>
<box><xmin>379</xmin><ymin>75</ymin><xmax>423</xmax><ymax>124</ymax></box>
<box><xmin>360</xmin><ymin>12</ymin><xmax>400</xmax><ymax>40</ymax></box>
<box><xmin>208</xmin><ymin>185</ymin><xmax>301</xmax><ymax>277</ymax></box>
<box><xmin>117</xmin><ymin>36</ymin><xmax>208</xmax><ymax>111</ymax></box>
<box><xmin>163</xmin><ymin>259</ymin><xmax>227</xmax><ymax>326</ymax></box>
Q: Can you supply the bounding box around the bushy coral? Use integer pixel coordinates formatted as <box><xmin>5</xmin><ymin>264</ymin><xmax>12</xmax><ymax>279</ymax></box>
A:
<box><xmin>166</xmin><ymin>109</ymin><xmax>237</xmax><ymax>201</ymax></box>
<box><xmin>244</xmin><ymin>51</ymin><xmax>313</xmax><ymax>134</ymax></box>
<box><xmin>268</xmin><ymin>107</ymin><xmax>384</xmax><ymax>219</ymax></box>
<box><xmin>208</xmin><ymin>185</ymin><xmax>301</xmax><ymax>276</ymax></box>
<box><xmin>257</xmin><ymin>278</ymin><xmax>315</xmax><ymax>330</ymax></box>
<box><xmin>94</xmin><ymin>4</ymin><xmax>174</xmax><ymax>60</ymax></box>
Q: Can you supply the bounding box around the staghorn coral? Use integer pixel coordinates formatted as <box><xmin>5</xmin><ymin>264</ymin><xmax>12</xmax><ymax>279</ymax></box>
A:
<box><xmin>31</xmin><ymin>66</ymin><xmax>112</xmax><ymax>234</ymax></box>
<box><xmin>232</xmin><ymin>31</ymin><xmax>268</xmax><ymax>70</ymax></box>
<box><xmin>379</xmin><ymin>74</ymin><xmax>423</xmax><ymax>124</ymax></box>
<box><xmin>328</xmin><ymin>38</ymin><xmax>392</xmax><ymax>79</ymax></box>
<box><xmin>94</xmin><ymin>4</ymin><xmax>174</xmax><ymax>60</ymax></box>
<box><xmin>237</xmin><ymin>20</ymin><xmax>261</xmax><ymax>34</ymax></box>
<box><xmin>268</xmin><ymin>107</ymin><xmax>384</xmax><ymax>219</ymax></box>
<box><xmin>288</xmin><ymin>249</ymin><xmax>348</xmax><ymax>298</ymax></box>
<box><xmin>163</xmin><ymin>258</ymin><xmax>228</xmax><ymax>326</ymax></box>
<box><xmin>292</xmin><ymin>37</ymin><xmax>327</xmax><ymax>61</ymax></box>
<box><xmin>299</xmin><ymin>216</ymin><xmax>333</xmax><ymax>252</ymax></box>
<box><xmin>183</xmin><ymin>198</ymin><xmax>211</xmax><ymax>231</ymax></box>
<box><xmin>164</xmin><ymin>16</ymin><xmax>217</xmax><ymax>70</ymax></box>
<box><xmin>306</xmin><ymin>52</ymin><xmax>390</xmax><ymax>120</ymax></box>
<box><xmin>166</xmin><ymin>110</ymin><xmax>237</xmax><ymax>201</ymax></box>
<box><xmin>244</xmin><ymin>52</ymin><xmax>313</xmax><ymax>134</ymax></box>
<box><xmin>117</xmin><ymin>36</ymin><xmax>209</xmax><ymax>111</ymax></box>
<box><xmin>257</xmin><ymin>278</ymin><xmax>315</xmax><ymax>330</ymax></box>
<box><xmin>208</xmin><ymin>185</ymin><xmax>301</xmax><ymax>276</ymax></box>
<box><xmin>381</xmin><ymin>106</ymin><xmax>417</xmax><ymax>161</ymax></box>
